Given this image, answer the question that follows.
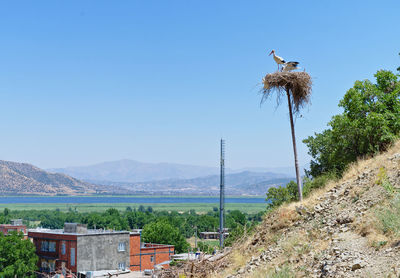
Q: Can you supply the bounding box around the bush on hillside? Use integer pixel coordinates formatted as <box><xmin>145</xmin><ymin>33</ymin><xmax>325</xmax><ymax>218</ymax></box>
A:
<box><xmin>266</xmin><ymin>173</ymin><xmax>336</xmax><ymax>209</ymax></box>
<box><xmin>266</xmin><ymin>181</ymin><xmax>298</xmax><ymax>208</ymax></box>
<box><xmin>303</xmin><ymin>70</ymin><xmax>400</xmax><ymax>178</ymax></box>
<box><xmin>376</xmin><ymin>194</ymin><xmax>400</xmax><ymax>236</ymax></box>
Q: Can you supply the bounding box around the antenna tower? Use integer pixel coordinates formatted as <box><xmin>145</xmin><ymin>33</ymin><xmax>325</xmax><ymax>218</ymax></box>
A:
<box><xmin>219</xmin><ymin>139</ymin><xmax>225</xmax><ymax>248</ymax></box>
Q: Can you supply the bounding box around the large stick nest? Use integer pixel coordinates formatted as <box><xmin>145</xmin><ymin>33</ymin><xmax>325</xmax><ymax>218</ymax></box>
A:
<box><xmin>261</xmin><ymin>71</ymin><xmax>312</xmax><ymax>114</ymax></box>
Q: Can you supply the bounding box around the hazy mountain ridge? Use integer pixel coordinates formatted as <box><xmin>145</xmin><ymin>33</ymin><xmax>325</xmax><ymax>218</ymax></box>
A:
<box><xmin>0</xmin><ymin>160</ymin><xmax>115</xmax><ymax>195</ymax></box>
<box><xmin>49</xmin><ymin>159</ymin><xmax>220</xmax><ymax>183</ymax></box>
<box><xmin>0</xmin><ymin>159</ymin><xmax>295</xmax><ymax>196</ymax></box>
<box><xmin>92</xmin><ymin>171</ymin><xmax>294</xmax><ymax>196</ymax></box>
<box><xmin>49</xmin><ymin>159</ymin><xmax>300</xmax><ymax>184</ymax></box>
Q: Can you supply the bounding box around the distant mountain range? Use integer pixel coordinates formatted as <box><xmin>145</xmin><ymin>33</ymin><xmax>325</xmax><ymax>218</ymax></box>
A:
<box><xmin>0</xmin><ymin>159</ymin><xmax>296</xmax><ymax>196</ymax></box>
<box><xmin>0</xmin><ymin>160</ymin><xmax>119</xmax><ymax>195</ymax></box>
<box><xmin>85</xmin><ymin>171</ymin><xmax>294</xmax><ymax>196</ymax></box>
<box><xmin>49</xmin><ymin>159</ymin><xmax>219</xmax><ymax>183</ymax></box>
<box><xmin>49</xmin><ymin>159</ymin><xmax>300</xmax><ymax>184</ymax></box>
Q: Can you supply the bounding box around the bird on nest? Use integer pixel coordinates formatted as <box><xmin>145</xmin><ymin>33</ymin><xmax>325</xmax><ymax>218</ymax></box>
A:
<box><xmin>269</xmin><ymin>50</ymin><xmax>300</xmax><ymax>72</ymax></box>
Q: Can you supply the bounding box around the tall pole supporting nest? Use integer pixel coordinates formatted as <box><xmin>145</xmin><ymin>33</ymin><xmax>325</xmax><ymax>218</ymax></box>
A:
<box><xmin>261</xmin><ymin>71</ymin><xmax>312</xmax><ymax>202</ymax></box>
<box><xmin>286</xmin><ymin>89</ymin><xmax>303</xmax><ymax>201</ymax></box>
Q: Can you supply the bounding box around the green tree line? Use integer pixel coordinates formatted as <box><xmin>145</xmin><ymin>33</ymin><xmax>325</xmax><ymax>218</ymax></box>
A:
<box><xmin>0</xmin><ymin>207</ymin><xmax>263</xmax><ymax>252</ymax></box>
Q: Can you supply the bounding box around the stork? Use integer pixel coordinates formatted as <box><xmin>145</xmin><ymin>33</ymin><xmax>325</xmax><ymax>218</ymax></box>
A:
<box><xmin>282</xmin><ymin>61</ymin><xmax>300</xmax><ymax>72</ymax></box>
<box><xmin>269</xmin><ymin>50</ymin><xmax>285</xmax><ymax>71</ymax></box>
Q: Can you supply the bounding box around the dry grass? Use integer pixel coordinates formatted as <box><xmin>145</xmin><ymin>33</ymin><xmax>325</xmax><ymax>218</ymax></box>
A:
<box><xmin>280</xmin><ymin>231</ymin><xmax>308</xmax><ymax>257</ymax></box>
<box><xmin>355</xmin><ymin>214</ymin><xmax>389</xmax><ymax>249</ymax></box>
<box><xmin>189</xmin><ymin>140</ymin><xmax>400</xmax><ymax>278</ymax></box>
<box><xmin>261</xmin><ymin>71</ymin><xmax>312</xmax><ymax>114</ymax></box>
<box><xmin>342</xmin><ymin>140</ymin><xmax>400</xmax><ymax>181</ymax></box>
<box><xmin>270</xmin><ymin>207</ymin><xmax>300</xmax><ymax>231</ymax></box>
<box><xmin>213</xmin><ymin>250</ymin><xmax>247</xmax><ymax>278</ymax></box>
<box><xmin>252</xmin><ymin>265</ymin><xmax>295</xmax><ymax>278</ymax></box>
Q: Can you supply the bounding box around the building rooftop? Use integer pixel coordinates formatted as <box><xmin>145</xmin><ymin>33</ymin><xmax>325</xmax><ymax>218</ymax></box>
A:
<box><xmin>28</xmin><ymin>227</ymin><xmax>130</xmax><ymax>236</ymax></box>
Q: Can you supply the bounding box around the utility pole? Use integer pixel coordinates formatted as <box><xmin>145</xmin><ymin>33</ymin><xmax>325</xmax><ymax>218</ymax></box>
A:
<box><xmin>286</xmin><ymin>90</ymin><xmax>303</xmax><ymax>201</ymax></box>
<box><xmin>194</xmin><ymin>226</ymin><xmax>198</xmax><ymax>250</ymax></box>
<box><xmin>219</xmin><ymin>139</ymin><xmax>225</xmax><ymax>249</ymax></box>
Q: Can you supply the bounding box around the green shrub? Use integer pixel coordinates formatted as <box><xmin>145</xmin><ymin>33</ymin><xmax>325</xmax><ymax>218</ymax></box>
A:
<box><xmin>303</xmin><ymin>172</ymin><xmax>337</xmax><ymax>197</ymax></box>
<box><xmin>375</xmin><ymin>167</ymin><xmax>395</xmax><ymax>196</ymax></box>
<box><xmin>376</xmin><ymin>194</ymin><xmax>400</xmax><ymax>236</ymax></box>
<box><xmin>266</xmin><ymin>264</ymin><xmax>295</xmax><ymax>278</ymax></box>
<box><xmin>197</xmin><ymin>241</ymin><xmax>214</xmax><ymax>254</ymax></box>
<box><xmin>266</xmin><ymin>173</ymin><xmax>335</xmax><ymax>209</ymax></box>
<box><xmin>266</xmin><ymin>181</ymin><xmax>298</xmax><ymax>208</ymax></box>
<box><xmin>304</xmin><ymin>70</ymin><xmax>400</xmax><ymax>178</ymax></box>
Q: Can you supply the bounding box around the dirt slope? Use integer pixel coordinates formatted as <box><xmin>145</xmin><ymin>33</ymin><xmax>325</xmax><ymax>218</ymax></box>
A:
<box><xmin>171</xmin><ymin>141</ymin><xmax>400</xmax><ymax>277</ymax></box>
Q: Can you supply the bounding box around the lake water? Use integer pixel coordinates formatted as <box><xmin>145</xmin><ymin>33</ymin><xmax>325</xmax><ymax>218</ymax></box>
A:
<box><xmin>0</xmin><ymin>196</ymin><xmax>266</xmax><ymax>204</ymax></box>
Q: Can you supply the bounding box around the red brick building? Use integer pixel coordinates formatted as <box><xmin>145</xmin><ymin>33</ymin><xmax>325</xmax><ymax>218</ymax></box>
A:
<box><xmin>28</xmin><ymin>224</ymin><xmax>174</xmax><ymax>275</ymax></box>
<box><xmin>129</xmin><ymin>232</ymin><xmax>174</xmax><ymax>271</ymax></box>
<box><xmin>0</xmin><ymin>219</ymin><xmax>27</xmax><ymax>238</ymax></box>
<box><xmin>29</xmin><ymin>225</ymin><xmax>82</xmax><ymax>273</ymax></box>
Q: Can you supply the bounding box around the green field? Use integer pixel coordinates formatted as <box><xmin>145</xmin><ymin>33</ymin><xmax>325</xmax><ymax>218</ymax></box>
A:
<box><xmin>0</xmin><ymin>202</ymin><xmax>266</xmax><ymax>214</ymax></box>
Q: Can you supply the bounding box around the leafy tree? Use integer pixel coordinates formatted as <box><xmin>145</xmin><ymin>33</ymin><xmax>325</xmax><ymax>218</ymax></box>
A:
<box><xmin>304</xmin><ymin>70</ymin><xmax>400</xmax><ymax>177</ymax></box>
<box><xmin>0</xmin><ymin>232</ymin><xmax>38</xmax><ymax>277</ymax></box>
<box><xmin>142</xmin><ymin>220</ymin><xmax>190</xmax><ymax>253</ymax></box>
<box><xmin>265</xmin><ymin>181</ymin><xmax>298</xmax><ymax>208</ymax></box>
<box><xmin>226</xmin><ymin>210</ymin><xmax>246</xmax><ymax>227</ymax></box>
<box><xmin>397</xmin><ymin>52</ymin><xmax>400</xmax><ymax>72</ymax></box>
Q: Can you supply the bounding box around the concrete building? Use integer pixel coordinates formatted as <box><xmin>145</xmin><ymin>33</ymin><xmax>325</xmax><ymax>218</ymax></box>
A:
<box><xmin>28</xmin><ymin>223</ymin><xmax>174</xmax><ymax>275</ymax></box>
<box><xmin>199</xmin><ymin>231</ymin><xmax>229</xmax><ymax>240</ymax></box>
<box><xmin>0</xmin><ymin>219</ymin><xmax>27</xmax><ymax>238</ymax></box>
<box><xmin>29</xmin><ymin>223</ymin><xmax>130</xmax><ymax>274</ymax></box>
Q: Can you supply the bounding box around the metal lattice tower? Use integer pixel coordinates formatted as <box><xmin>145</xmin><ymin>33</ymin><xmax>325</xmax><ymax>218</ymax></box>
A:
<box><xmin>219</xmin><ymin>139</ymin><xmax>225</xmax><ymax>248</ymax></box>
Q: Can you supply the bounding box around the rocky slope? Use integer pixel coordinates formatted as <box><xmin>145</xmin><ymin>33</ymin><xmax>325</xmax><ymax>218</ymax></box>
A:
<box><xmin>168</xmin><ymin>141</ymin><xmax>400</xmax><ymax>277</ymax></box>
<box><xmin>0</xmin><ymin>160</ymin><xmax>110</xmax><ymax>195</ymax></box>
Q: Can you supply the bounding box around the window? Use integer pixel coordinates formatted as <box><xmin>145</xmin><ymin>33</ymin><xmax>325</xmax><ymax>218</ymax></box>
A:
<box><xmin>49</xmin><ymin>242</ymin><xmax>56</xmax><ymax>252</ymax></box>
<box><xmin>41</xmin><ymin>260</ymin><xmax>47</xmax><ymax>268</ymax></box>
<box><xmin>118</xmin><ymin>242</ymin><xmax>126</xmax><ymax>252</ymax></box>
<box><xmin>41</xmin><ymin>241</ymin><xmax>49</xmax><ymax>252</ymax></box>
<box><xmin>150</xmin><ymin>255</ymin><xmax>154</xmax><ymax>263</ymax></box>
<box><xmin>118</xmin><ymin>262</ymin><xmax>125</xmax><ymax>270</ymax></box>
<box><xmin>70</xmin><ymin>248</ymin><xmax>75</xmax><ymax>266</ymax></box>
<box><xmin>61</xmin><ymin>242</ymin><xmax>66</xmax><ymax>255</ymax></box>
<box><xmin>49</xmin><ymin>260</ymin><xmax>55</xmax><ymax>272</ymax></box>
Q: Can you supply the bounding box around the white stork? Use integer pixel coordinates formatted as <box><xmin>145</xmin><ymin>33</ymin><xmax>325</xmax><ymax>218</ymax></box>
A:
<box><xmin>282</xmin><ymin>61</ymin><xmax>300</xmax><ymax>72</ymax></box>
<box><xmin>269</xmin><ymin>50</ymin><xmax>285</xmax><ymax>71</ymax></box>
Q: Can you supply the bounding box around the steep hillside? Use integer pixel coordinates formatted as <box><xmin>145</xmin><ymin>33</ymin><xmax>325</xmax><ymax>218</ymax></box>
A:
<box><xmin>0</xmin><ymin>160</ymin><xmax>109</xmax><ymax>195</ymax></box>
<box><xmin>168</xmin><ymin>141</ymin><xmax>400</xmax><ymax>277</ymax></box>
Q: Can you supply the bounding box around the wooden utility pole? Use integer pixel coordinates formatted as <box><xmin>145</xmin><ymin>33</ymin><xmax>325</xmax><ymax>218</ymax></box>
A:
<box><xmin>287</xmin><ymin>90</ymin><xmax>303</xmax><ymax>201</ymax></box>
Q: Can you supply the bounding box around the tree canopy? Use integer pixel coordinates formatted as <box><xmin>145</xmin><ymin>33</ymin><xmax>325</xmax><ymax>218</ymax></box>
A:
<box><xmin>0</xmin><ymin>232</ymin><xmax>38</xmax><ymax>277</ymax></box>
<box><xmin>142</xmin><ymin>220</ymin><xmax>190</xmax><ymax>253</ymax></box>
<box><xmin>304</xmin><ymin>70</ymin><xmax>400</xmax><ymax>177</ymax></box>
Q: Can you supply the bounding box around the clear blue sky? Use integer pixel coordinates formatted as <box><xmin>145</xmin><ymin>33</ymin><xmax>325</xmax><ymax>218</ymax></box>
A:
<box><xmin>0</xmin><ymin>1</ymin><xmax>399</xmax><ymax>169</ymax></box>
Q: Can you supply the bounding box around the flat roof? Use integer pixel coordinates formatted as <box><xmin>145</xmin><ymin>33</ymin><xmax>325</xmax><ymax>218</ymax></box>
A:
<box><xmin>28</xmin><ymin>228</ymin><xmax>130</xmax><ymax>236</ymax></box>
